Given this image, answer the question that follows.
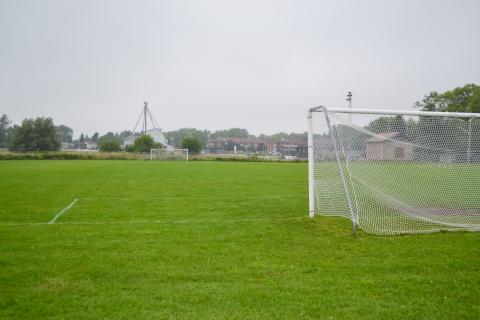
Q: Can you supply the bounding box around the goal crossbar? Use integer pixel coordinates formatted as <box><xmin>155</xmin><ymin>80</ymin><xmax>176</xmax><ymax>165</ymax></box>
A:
<box><xmin>309</xmin><ymin>106</ymin><xmax>480</xmax><ymax>118</ymax></box>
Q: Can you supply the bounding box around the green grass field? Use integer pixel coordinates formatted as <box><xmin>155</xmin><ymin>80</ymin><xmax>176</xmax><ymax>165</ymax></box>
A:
<box><xmin>1</xmin><ymin>160</ymin><xmax>479</xmax><ymax>319</ymax></box>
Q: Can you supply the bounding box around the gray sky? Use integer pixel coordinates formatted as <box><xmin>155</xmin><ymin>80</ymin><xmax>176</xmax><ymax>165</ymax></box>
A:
<box><xmin>1</xmin><ymin>0</ymin><xmax>479</xmax><ymax>137</ymax></box>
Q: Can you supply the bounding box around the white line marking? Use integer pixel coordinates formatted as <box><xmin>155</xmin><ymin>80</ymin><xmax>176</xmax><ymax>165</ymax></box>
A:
<box><xmin>79</xmin><ymin>195</ymin><xmax>303</xmax><ymax>201</ymax></box>
<box><xmin>0</xmin><ymin>216</ymin><xmax>305</xmax><ymax>227</ymax></box>
<box><xmin>55</xmin><ymin>216</ymin><xmax>305</xmax><ymax>225</ymax></box>
<box><xmin>48</xmin><ymin>199</ymin><xmax>79</xmax><ymax>224</ymax></box>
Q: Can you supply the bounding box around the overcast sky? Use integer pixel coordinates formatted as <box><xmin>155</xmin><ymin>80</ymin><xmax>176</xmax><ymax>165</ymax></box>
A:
<box><xmin>1</xmin><ymin>0</ymin><xmax>479</xmax><ymax>137</ymax></box>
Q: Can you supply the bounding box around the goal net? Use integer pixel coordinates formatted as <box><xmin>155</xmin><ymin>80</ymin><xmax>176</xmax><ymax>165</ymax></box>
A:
<box><xmin>150</xmin><ymin>148</ymin><xmax>189</xmax><ymax>161</ymax></box>
<box><xmin>308</xmin><ymin>106</ymin><xmax>480</xmax><ymax>235</ymax></box>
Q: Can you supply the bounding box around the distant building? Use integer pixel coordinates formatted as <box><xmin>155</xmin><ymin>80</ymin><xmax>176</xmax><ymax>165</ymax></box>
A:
<box><xmin>266</xmin><ymin>140</ymin><xmax>308</xmax><ymax>159</ymax></box>
<box><xmin>366</xmin><ymin>132</ymin><xmax>412</xmax><ymax>161</ymax></box>
<box><xmin>84</xmin><ymin>140</ymin><xmax>97</xmax><ymax>150</ymax></box>
<box><xmin>69</xmin><ymin>140</ymin><xmax>97</xmax><ymax>150</ymax></box>
<box><xmin>207</xmin><ymin>137</ymin><xmax>307</xmax><ymax>158</ymax></box>
<box><xmin>280</xmin><ymin>139</ymin><xmax>308</xmax><ymax>159</ymax></box>
<box><xmin>60</xmin><ymin>142</ymin><xmax>74</xmax><ymax>150</ymax></box>
<box><xmin>207</xmin><ymin>137</ymin><xmax>264</xmax><ymax>154</ymax></box>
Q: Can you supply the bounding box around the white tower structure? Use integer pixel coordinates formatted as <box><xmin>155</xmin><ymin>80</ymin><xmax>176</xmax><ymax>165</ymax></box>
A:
<box><xmin>124</xmin><ymin>102</ymin><xmax>173</xmax><ymax>149</ymax></box>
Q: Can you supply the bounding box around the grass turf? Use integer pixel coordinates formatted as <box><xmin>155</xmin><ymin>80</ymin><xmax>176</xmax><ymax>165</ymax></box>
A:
<box><xmin>314</xmin><ymin>162</ymin><xmax>480</xmax><ymax>234</ymax></box>
<box><xmin>0</xmin><ymin>160</ymin><xmax>479</xmax><ymax>319</ymax></box>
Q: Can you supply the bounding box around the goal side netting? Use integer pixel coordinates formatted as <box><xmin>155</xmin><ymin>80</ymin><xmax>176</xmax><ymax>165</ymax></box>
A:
<box><xmin>308</xmin><ymin>106</ymin><xmax>480</xmax><ymax>235</ymax></box>
<box><xmin>150</xmin><ymin>148</ymin><xmax>189</xmax><ymax>161</ymax></box>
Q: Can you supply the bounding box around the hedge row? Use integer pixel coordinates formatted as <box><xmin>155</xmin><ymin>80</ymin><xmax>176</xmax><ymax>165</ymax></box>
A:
<box><xmin>0</xmin><ymin>151</ymin><xmax>307</xmax><ymax>162</ymax></box>
<box><xmin>0</xmin><ymin>152</ymin><xmax>148</xmax><ymax>160</ymax></box>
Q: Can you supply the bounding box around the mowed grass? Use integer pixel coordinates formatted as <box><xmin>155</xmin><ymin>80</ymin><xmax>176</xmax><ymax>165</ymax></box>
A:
<box><xmin>315</xmin><ymin>162</ymin><xmax>480</xmax><ymax>234</ymax></box>
<box><xmin>348</xmin><ymin>162</ymin><xmax>480</xmax><ymax>209</ymax></box>
<box><xmin>0</xmin><ymin>161</ymin><xmax>479</xmax><ymax>319</ymax></box>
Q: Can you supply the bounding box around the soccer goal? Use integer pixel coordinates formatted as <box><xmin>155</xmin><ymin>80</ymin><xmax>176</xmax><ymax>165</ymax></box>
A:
<box><xmin>150</xmin><ymin>148</ymin><xmax>189</xmax><ymax>161</ymax></box>
<box><xmin>308</xmin><ymin>106</ymin><xmax>480</xmax><ymax>235</ymax></box>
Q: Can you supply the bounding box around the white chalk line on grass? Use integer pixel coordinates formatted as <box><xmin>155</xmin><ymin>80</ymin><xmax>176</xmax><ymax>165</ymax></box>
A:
<box><xmin>79</xmin><ymin>195</ymin><xmax>303</xmax><ymax>201</ymax></box>
<box><xmin>48</xmin><ymin>198</ymin><xmax>79</xmax><ymax>224</ymax></box>
<box><xmin>0</xmin><ymin>216</ymin><xmax>306</xmax><ymax>227</ymax></box>
<box><xmin>57</xmin><ymin>216</ymin><xmax>306</xmax><ymax>225</ymax></box>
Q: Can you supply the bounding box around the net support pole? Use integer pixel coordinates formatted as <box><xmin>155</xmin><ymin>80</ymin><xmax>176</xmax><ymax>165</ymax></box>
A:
<box><xmin>324</xmin><ymin>111</ymin><xmax>356</xmax><ymax>235</ymax></box>
<box><xmin>467</xmin><ymin>119</ymin><xmax>472</xmax><ymax>164</ymax></box>
<box><xmin>307</xmin><ymin>110</ymin><xmax>315</xmax><ymax>218</ymax></box>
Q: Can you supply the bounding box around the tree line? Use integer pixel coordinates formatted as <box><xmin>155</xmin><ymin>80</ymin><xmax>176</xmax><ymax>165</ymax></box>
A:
<box><xmin>0</xmin><ymin>118</ymin><xmax>307</xmax><ymax>153</ymax></box>
<box><xmin>1</xmin><ymin>83</ymin><xmax>478</xmax><ymax>153</ymax></box>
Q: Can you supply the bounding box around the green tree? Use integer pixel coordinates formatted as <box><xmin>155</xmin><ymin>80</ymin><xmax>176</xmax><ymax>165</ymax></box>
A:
<box><xmin>260</xmin><ymin>132</ymin><xmax>307</xmax><ymax>142</ymax></box>
<box><xmin>165</xmin><ymin>128</ymin><xmax>210</xmax><ymax>147</ymax></box>
<box><xmin>55</xmin><ymin>125</ymin><xmax>73</xmax><ymax>143</ymax></box>
<box><xmin>132</xmin><ymin>134</ymin><xmax>158</xmax><ymax>153</ymax></box>
<box><xmin>414</xmin><ymin>83</ymin><xmax>480</xmax><ymax>113</ymax></box>
<box><xmin>92</xmin><ymin>132</ymin><xmax>99</xmax><ymax>142</ymax></box>
<box><xmin>211</xmin><ymin>128</ymin><xmax>249</xmax><ymax>138</ymax></box>
<box><xmin>263</xmin><ymin>132</ymin><xmax>288</xmax><ymax>141</ymax></box>
<box><xmin>98</xmin><ymin>132</ymin><xmax>116</xmax><ymax>145</ymax></box>
<box><xmin>99</xmin><ymin>139</ymin><xmax>121</xmax><ymax>152</ymax></box>
<box><xmin>79</xmin><ymin>133</ymin><xmax>85</xmax><ymax>143</ymax></box>
<box><xmin>6</xmin><ymin>127</ymin><xmax>15</xmax><ymax>148</ymax></box>
<box><xmin>124</xmin><ymin>144</ymin><xmax>136</xmax><ymax>152</ymax></box>
<box><xmin>97</xmin><ymin>131</ymin><xmax>132</xmax><ymax>145</ymax></box>
<box><xmin>0</xmin><ymin>114</ymin><xmax>11</xmax><ymax>148</ymax></box>
<box><xmin>181</xmin><ymin>137</ymin><xmax>202</xmax><ymax>153</ymax></box>
<box><xmin>118</xmin><ymin>131</ymin><xmax>132</xmax><ymax>143</ymax></box>
<box><xmin>10</xmin><ymin>117</ymin><xmax>60</xmax><ymax>151</ymax></box>
<box><xmin>287</xmin><ymin>132</ymin><xmax>308</xmax><ymax>142</ymax></box>
<box><xmin>366</xmin><ymin>116</ymin><xmax>406</xmax><ymax>134</ymax></box>
<box><xmin>413</xmin><ymin>83</ymin><xmax>480</xmax><ymax>162</ymax></box>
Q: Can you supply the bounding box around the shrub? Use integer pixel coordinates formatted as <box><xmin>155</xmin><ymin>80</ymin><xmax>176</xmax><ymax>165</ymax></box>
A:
<box><xmin>132</xmin><ymin>135</ymin><xmax>155</xmax><ymax>153</ymax></box>
<box><xmin>99</xmin><ymin>140</ymin><xmax>121</xmax><ymax>152</ymax></box>
<box><xmin>124</xmin><ymin>144</ymin><xmax>136</xmax><ymax>152</ymax></box>
<box><xmin>181</xmin><ymin>137</ymin><xmax>202</xmax><ymax>154</ymax></box>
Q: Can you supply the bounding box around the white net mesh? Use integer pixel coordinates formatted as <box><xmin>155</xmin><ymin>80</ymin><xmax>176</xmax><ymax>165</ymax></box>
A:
<box><xmin>150</xmin><ymin>149</ymin><xmax>188</xmax><ymax>161</ymax></box>
<box><xmin>310</xmin><ymin>108</ymin><xmax>480</xmax><ymax>235</ymax></box>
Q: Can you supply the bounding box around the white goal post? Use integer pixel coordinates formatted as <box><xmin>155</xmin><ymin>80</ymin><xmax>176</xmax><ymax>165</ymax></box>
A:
<box><xmin>150</xmin><ymin>148</ymin><xmax>189</xmax><ymax>161</ymax></box>
<box><xmin>308</xmin><ymin>106</ymin><xmax>480</xmax><ymax>235</ymax></box>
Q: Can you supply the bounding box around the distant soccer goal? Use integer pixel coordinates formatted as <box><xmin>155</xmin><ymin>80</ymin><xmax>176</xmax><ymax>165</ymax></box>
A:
<box><xmin>150</xmin><ymin>148</ymin><xmax>189</xmax><ymax>161</ymax></box>
<box><xmin>308</xmin><ymin>106</ymin><xmax>480</xmax><ymax>235</ymax></box>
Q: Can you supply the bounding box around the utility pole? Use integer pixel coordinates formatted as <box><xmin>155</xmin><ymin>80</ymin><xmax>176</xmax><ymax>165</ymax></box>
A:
<box><xmin>143</xmin><ymin>101</ymin><xmax>148</xmax><ymax>134</ymax></box>
<box><xmin>127</xmin><ymin>101</ymin><xmax>162</xmax><ymax>148</ymax></box>
<box><xmin>346</xmin><ymin>91</ymin><xmax>353</xmax><ymax>125</ymax></box>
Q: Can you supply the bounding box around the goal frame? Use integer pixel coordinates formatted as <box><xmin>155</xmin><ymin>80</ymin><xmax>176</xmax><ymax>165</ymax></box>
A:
<box><xmin>307</xmin><ymin>106</ymin><xmax>480</xmax><ymax>234</ymax></box>
<box><xmin>150</xmin><ymin>148</ymin><xmax>189</xmax><ymax>161</ymax></box>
